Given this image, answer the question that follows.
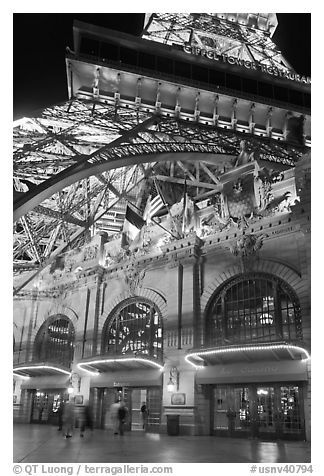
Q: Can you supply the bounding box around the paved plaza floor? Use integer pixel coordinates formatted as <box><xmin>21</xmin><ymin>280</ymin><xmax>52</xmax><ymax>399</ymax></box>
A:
<box><xmin>13</xmin><ymin>424</ymin><xmax>311</xmax><ymax>464</ymax></box>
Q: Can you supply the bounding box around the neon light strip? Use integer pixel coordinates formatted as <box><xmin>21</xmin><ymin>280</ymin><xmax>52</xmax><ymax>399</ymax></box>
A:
<box><xmin>13</xmin><ymin>365</ymin><xmax>71</xmax><ymax>376</ymax></box>
<box><xmin>13</xmin><ymin>373</ymin><xmax>30</xmax><ymax>380</ymax></box>
<box><xmin>185</xmin><ymin>344</ymin><xmax>311</xmax><ymax>369</ymax></box>
<box><xmin>77</xmin><ymin>357</ymin><xmax>164</xmax><ymax>376</ymax></box>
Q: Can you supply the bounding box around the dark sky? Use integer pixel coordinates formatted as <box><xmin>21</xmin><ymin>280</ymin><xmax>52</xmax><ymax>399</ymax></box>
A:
<box><xmin>13</xmin><ymin>13</ymin><xmax>311</xmax><ymax>120</ymax></box>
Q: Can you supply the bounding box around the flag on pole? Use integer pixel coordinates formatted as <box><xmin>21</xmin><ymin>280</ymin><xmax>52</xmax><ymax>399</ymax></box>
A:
<box><xmin>182</xmin><ymin>179</ymin><xmax>189</xmax><ymax>234</ymax></box>
<box><xmin>143</xmin><ymin>179</ymin><xmax>165</xmax><ymax>223</ymax></box>
<box><xmin>181</xmin><ymin>179</ymin><xmax>197</xmax><ymax>234</ymax></box>
<box><xmin>121</xmin><ymin>204</ymin><xmax>145</xmax><ymax>248</ymax></box>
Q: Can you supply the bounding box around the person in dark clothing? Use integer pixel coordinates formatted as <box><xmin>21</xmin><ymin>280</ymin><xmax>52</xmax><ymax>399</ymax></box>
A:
<box><xmin>110</xmin><ymin>401</ymin><xmax>120</xmax><ymax>434</ymax></box>
<box><xmin>57</xmin><ymin>400</ymin><xmax>64</xmax><ymax>431</ymax></box>
<box><xmin>140</xmin><ymin>402</ymin><xmax>149</xmax><ymax>430</ymax></box>
<box><xmin>62</xmin><ymin>399</ymin><xmax>75</xmax><ymax>438</ymax></box>
<box><xmin>80</xmin><ymin>403</ymin><xmax>93</xmax><ymax>437</ymax></box>
<box><xmin>117</xmin><ymin>401</ymin><xmax>128</xmax><ymax>436</ymax></box>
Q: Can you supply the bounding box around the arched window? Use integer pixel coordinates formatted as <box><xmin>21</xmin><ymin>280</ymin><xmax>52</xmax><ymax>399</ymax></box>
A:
<box><xmin>102</xmin><ymin>298</ymin><xmax>163</xmax><ymax>360</ymax></box>
<box><xmin>34</xmin><ymin>315</ymin><xmax>75</xmax><ymax>368</ymax></box>
<box><xmin>205</xmin><ymin>273</ymin><xmax>302</xmax><ymax>347</ymax></box>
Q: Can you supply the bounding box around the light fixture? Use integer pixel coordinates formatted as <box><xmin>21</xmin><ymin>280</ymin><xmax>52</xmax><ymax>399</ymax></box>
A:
<box><xmin>257</xmin><ymin>389</ymin><xmax>269</xmax><ymax>395</ymax></box>
<box><xmin>167</xmin><ymin>367</ymin><xmax>179</xmax><ymax>392</ymax></box>
<box><xmin>13</xmin><ymin>372</ymin><xmax>30</xmax><ymax>380</ymax></box>
<box><xmin>13</xmin><ymin>365</ymin><xmax>71</xmax><ymax>376</ymax></box>
<box><xmin>185</xmin><ymin>343</ymin><xmax>311</xmax><ymax>369</ymax></box>
<box><xmin>77</xmin><ymin>356</ymin><xmax>164</xmax><ymax>376</ymax></box>
<box><xmin>67</xmin><ymin>385</ymin><xmax>74</xmax><ymax>395</ymax></box>
<box><xmin>259</xmin><ymin>313</ymin><xmax>274</xmax><ymax>325</ymax></box>
<box><xmin>71</xmin><ymin>371</ymin><xmax>81</xmax><ymax>393</ymax></box>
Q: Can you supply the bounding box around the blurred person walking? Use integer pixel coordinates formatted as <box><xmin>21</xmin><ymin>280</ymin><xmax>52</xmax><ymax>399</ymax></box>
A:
<box><xmin>117</xmin><ymin>401</ymin><xmax>128</xmax><ymax>436</ymax></box>
<box><xmin>110</xmin><ymin>400</ymin><xmax>120</xmax><ymax>435</ymax></box>
<box><xmin>80</xmin><ymin>401</ymin><xmax>93</xmax><ymax>437</ymax></box>
<box><xmin>140</xmin><ymin>402</ymin><xmax>149</xmax><ymax>430</ymax></box>
<box><xmin>57</xmin><ymin>399</ymin><xmax>64</xmax><ymax>431</ymax></box>
<box><xmin>62</xmin><ymin>398</ymin><xmax>75</xmax><ymax>438</ymax></box>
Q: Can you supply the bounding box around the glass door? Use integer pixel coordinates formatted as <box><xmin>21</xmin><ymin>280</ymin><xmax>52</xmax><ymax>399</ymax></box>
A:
<box><xmin>211</xmin><ymin>383</ymin><xmax>305</xmax><ymax>440</ymax></box>
<box><xmin>31</xmin><ymin>391</ymin><xmax>49</xmax><ymax>423</ymax></box>
<box><xmin>255</xmin><ymin>386</ymin><xmax>276</xmax><ymax>438</ymax></box>
<box><xmin>146</xmin><ymin>387</ymin><xmax>162</xmax><ymax>432</ymax></box>
<box><xmin>280</xmin><ymin>385</ymin><xmax>305</xmax><ymax>439</ymax></box>
<box><xmin>212</xmin><ymin>386</ymin><xmax>251</xmax><ymax>436</ymax></box>
<box><xmin>97</xmin><ymin>387</ymin><xmax>131</xmax><ymax>430</ymax></box>
<box><xmin>127</xmin><ymin>387</ymin><xmax>162</xmax><ymax>432</ymax></box>
<box><xmin>31</xmin><ymin>390</ymin><xmax>67</xmax><ymax>424</ymax></box>
<box><xmin>99</xmin><ymin>388</ymin><xmax>116</xmax><ymax>429</ymax></box>
<box><xmin>131</xmin><ymin>389</ymin><xmax>147</xmax><ymax>431</ymax></box>
<box><xmin>213</xmin><ymin>386</ymin><xmax>230</xmax><ymax>433</ymax></box>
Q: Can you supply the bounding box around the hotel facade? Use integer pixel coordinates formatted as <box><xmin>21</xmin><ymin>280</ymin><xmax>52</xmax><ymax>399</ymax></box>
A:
<box><xmin>13</xmin><ymin>13</ymin><xmax>311</xmax><ymax>440</ymax></box>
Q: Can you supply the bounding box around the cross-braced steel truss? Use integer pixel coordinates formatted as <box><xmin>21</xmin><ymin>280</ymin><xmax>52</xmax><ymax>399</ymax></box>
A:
<box><xmin>142</xmin><ymin>13</ymin><xmax>293</xmax><ymax>73</ymax></box>
<box><xmin>13</xmin><ymin>98</ymin><xmax>305</xmax><ymax>292</ymax></box>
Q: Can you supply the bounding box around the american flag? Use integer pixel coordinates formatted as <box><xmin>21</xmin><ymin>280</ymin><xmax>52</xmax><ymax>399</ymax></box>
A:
<box><xmin>143</xmin><ymin>179</ymin><xmax>165</xmax><ymax>223</ymax></box>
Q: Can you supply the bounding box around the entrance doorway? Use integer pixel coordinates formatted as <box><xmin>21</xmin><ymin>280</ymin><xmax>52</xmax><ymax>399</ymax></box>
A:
<box><xmin>30</xmin><ymin>389</ymin><xmax>68</xmax><ymax>425</ymax></box>
<box><xmin>131</xmin><ymin>388</ymin><xmax>147</xmax><ymax>431</ymax></box>
<box><xmin>212</xmin><ymin>383</ymin><xmax>305</xmax><ymax>440</ymax></box>
<box><xmin>92</xmin><ymin>386</ymin><xmax>161</xmax><ymax>432</ymax></box>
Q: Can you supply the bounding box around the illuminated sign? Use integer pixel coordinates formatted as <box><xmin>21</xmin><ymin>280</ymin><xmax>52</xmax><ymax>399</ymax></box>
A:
<box><xmin>183</xmin><ymin>45</ymin><xmax>311</xmax><ymax>85</ymax></box>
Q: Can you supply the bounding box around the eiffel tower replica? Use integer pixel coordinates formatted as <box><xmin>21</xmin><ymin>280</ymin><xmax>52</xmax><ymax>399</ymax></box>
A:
<box><xmin>13</xmin><ymin>12</ymin><xmax>310</xmax><ymax>293</ymax></box>
<box><xmin>13</xmin><ymin>13</ymin><xmax>311</xmax><ymax>441</ymax></box>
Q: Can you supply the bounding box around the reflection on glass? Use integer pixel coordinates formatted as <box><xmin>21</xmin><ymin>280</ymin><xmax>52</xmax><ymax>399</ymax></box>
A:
<box><xmin>212</xmin><ymin>384</ymin><xmax>304</xmax><ymax>438</ymax></box>
<box><xmin>34</xmin><ymin>316</ymin><xmax>75</xmax><ymax>367</ymax></box>
<box><xmin>280</xmin><ymin>386</ymin><xmax>302</xmax><ymax>433</ymax></box>
<box><xmin>206</xmin><ymin>275</ymin><xmax>302</xmax><ymax>346</ymax></box>
<box><xmin>256</xmin><ymin>386</ymin><xmax>275</xmax><ymax>432</ymax></box>
<box><xmin>213</xmin><ymin>386</ymin><xmax>250</xmax><ymax>431</ymax></box>
<box><xmin>104</xmin><ymin>299</ymin><xmax>163</xmax><ymax>359</ymax></box>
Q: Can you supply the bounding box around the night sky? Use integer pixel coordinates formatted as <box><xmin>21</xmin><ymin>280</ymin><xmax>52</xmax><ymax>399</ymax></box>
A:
<box><xmin>13</xmin><ymin>13</ymin><xmax>311</xmax><ymax>120</ymax></box>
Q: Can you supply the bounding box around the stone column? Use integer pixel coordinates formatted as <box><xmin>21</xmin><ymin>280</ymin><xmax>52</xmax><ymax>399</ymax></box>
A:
<box><xmin>92</xmin><ymin>268</ymin><xmax>104</xmax><ymax>356</ymax></box>
<box><xmin>25</xmin><ymin>291</ymin><xmax>38</xmax><ymax>362</ymax></box>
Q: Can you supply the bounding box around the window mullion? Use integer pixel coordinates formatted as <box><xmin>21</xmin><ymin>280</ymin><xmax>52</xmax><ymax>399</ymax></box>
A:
<box><xmin>221</xmin><ymin>290</ymin><xmax>227</xmax><ymax>344</ymax></box>
<box><xmin>274</xmin><ymin>279</ymin><xmax>283</xmax><ymax>339</ymax></box>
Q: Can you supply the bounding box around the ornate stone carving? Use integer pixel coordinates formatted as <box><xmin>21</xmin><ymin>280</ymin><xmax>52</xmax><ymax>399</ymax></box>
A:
<box><xmin>227</xmin><ymin>232</ymin><xmax>267</xmax><ymax>270</ymax></box>
<box><xmin>123</xmin><ymin>263</ymin><xmax>146</xmax><ymax>296</ymax></box>
<box><xmin>233</xmin><ymin>140</ymin><xmax>255</xmax><ymax>167</ymax></box>
<box><xmin>200</xmin><ymin>208</ymin><xmax>259</xmax><ymax>237</ymax></box>
<box><xmin>64</xmin><ymin>255</ymin><xmax>76</xmax><ymax>272</ymax></box>
<box><xmin>229</xmin><ymin>232</ymin><xmax>266</xmax><ymax>258</ymax></box>
<box><xmin>82</xmin><ymin>244</ymin><xmax>99</xmax><ymax>262</ymax></box>
<box><xmin>71</xmin><ymin>371</ymin><xmax>81</xmax><ymax>392</ymax></box>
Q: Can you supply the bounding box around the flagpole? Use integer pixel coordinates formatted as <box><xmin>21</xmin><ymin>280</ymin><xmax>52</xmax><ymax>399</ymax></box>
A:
<box><xmin>182</xmin><ymin>177</ymin><xmax>187</xmax><ymax>234</ymax></box>
<box><xmin>127</xmin><ymin>200</ymin><xmax>179</xmax><ymax>240</ymax></box>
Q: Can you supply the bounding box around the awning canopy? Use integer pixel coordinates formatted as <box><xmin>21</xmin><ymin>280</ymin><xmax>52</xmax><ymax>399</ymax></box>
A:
<box><xmin>77</xmin><ymin>354</ymin><xmax>164</xmax><ymax>375</ymax></box>
<box><xmin>185</xmin><ymin>342</ymin><xmax>310</xmax><ymax>369</ymax></box>
<box><xmin>13</xmin><ymin>362</ymin><xmax>71</xmax><ymax>378</ymax></box>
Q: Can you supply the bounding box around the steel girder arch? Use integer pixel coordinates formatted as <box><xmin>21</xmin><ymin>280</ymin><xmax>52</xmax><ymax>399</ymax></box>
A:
<box><xmin>14</xmin><ymin>120</ymin><xmax>304</xmax><ymax>221</ymax></box>
<box><xmin>13</xmin><ymin>174</ymin><xmax>148</xmax><ymax>295</ymax></box>
<box><xmin>12</xmin><ymin>149</ymin><xmax>227</xmax><ymax>295</ymax></box>
<box><xmin>13</xmin><ymin>99</ymin><xmax>305</xmax><ymax>296</ymax></box>
<box><xmin>14</xmin><ymin>151</ymin><xmax>227</xmax><ymax>222</ymax></box>
<box><xmin>13</xmin><ymin>143</ymin><xmax>301</xmax><ymax>289</ymax></box>
<box><xmin>13</xmin><ymin>103</ymin><xmax>159</xmax><ymax>279</ymax></box>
